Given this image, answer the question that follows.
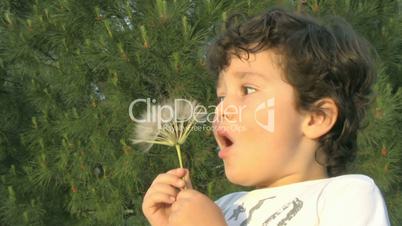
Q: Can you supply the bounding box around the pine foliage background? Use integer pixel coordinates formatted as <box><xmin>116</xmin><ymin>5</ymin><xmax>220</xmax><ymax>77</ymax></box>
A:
<box><xmin>0</xmin><ymin>0</ymin><xmax>401</xmax><ymax>225</ymax></box>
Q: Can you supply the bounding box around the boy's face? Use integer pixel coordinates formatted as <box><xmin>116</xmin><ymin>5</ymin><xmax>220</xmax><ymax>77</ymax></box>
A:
<box><xmin>213</xmin><ymin>50</ymin><xmax>313</xmax><ymax>188</ymax></box>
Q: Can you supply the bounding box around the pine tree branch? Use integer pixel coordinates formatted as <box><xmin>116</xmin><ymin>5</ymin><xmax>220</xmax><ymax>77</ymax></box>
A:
<box><xmin>0</xmin><ymin>89</ymin><xmax>9</xmax><ymax>94</ymax></box>
<box><xmin>35</xmin><ymin>48</ymin><xmax>58</xmax><ymax>62</ymax></box>
<box><xmin>0</xmin><ymin>77</ymin><xmax>22</xmax><ymax>87</ymax></box>
<box><xmin>40</xmin><ymin>50</ymin><xmax>58</xmax><ymax>62</ymax></box>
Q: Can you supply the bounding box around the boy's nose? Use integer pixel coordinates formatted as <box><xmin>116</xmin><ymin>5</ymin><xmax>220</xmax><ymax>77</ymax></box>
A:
<box><xmin>215</xmin><ymin>103</ymin><xmax>237</xmax><ymax>123</ymax></box>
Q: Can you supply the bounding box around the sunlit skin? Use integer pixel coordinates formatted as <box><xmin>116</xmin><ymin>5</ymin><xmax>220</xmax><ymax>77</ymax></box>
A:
<box><xmin>213</xmin><ymin>50</ymin><xmax>336</xmax><ymax>188</ymax></box>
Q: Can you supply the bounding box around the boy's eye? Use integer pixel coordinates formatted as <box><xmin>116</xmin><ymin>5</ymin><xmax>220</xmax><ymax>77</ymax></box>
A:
<box><xmin>216</xmin><ymin>86</ymin><xmax>255</xmax><ymax>103</ymax></box>
<box><xmin>242</xmin><ymin>86</ymin><xmax>256</xmax><ymax>95</ymax></box>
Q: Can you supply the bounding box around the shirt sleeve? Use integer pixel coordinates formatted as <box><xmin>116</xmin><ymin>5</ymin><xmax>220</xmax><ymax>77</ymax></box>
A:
<box><xmin>318</xmin><ymin>175</ymin><xmax>391</xmax><ymax>226</ymax></box>
<box><xmin>214</xmin><ymin>192</ymin><xmax>246</xmax><ymax>217</ymax></box>
<box><xmin>215</xmin><ymin>192</ymin><xmax>244</xmax><ymax>207</ymax></box>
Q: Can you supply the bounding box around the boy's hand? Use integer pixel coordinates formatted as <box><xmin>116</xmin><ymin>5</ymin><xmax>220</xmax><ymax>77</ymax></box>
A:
<box><xmin>168</xmin><ymin>170</ymin><xmax>227</xmax><ymax>226</ymax></box>
<box><xmin>142</xmin><ymin>168</ymin><xmax>188</xmax><ymax>226</ymax></box>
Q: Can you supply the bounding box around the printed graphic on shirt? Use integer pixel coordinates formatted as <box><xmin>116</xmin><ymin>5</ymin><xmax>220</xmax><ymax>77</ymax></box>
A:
<box><xmin>262</xmin><ymin>197</ymin><xmax>303</xmax><ymax>226</ymax></box>
<box><xmin>223</xmin><ymin>196</ymin><xmax>304</xmax><ymax>226</ymax></box>
<box><xmin>228</xmin><ymin>203</ymin><xmax>246</xmax><ymax>221</ymax></box>
<box><xmin>239</xmin><ymin>196</ymin><xmax>276</xmax><ymax>226</ymax></box>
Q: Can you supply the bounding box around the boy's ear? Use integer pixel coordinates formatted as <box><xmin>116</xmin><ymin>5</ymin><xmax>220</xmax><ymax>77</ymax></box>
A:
<box><xmin>301</xmin><ymin>98</ymin><xmax>338</xmax><ymax>139</ymax></box>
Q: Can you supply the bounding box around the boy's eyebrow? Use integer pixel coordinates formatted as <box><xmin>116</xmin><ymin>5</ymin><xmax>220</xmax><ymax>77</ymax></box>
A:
<box><xmin>233</xmin><ymin>71</ymin><xmax>267</xmax><ymax>80</ymax></box>
<box><xmin>216</xmin><ymin>71</ymin><xmax>268</xmax><ymax>91</ymax></box>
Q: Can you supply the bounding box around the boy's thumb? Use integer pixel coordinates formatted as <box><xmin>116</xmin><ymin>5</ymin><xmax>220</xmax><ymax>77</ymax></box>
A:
<box><xmin>183</xmin><ymin>168</ymin><xmax>193</xmax><ymax>189</ymax></box>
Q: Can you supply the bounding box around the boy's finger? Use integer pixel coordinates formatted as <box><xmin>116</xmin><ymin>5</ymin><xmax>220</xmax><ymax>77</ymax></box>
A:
<box><xmin>152</xmin><ymin>173</ymin><xmax>185</xmax><ymax>188</ymax></box>
<box><xmin>144</xmin><ymin>191</ymin><xmax>176</xmax><ymax>206</ymax></box>
<box><xmin>166</xmin><ymin>168</ymin><xmax>187</xmax><ymax>177</ymax></box>
<box><xmin>165</xmin><ymin>168</ymin><xmax>192</xmax><ymax>190</ymax></box>
<box><xmin>151</xmin><ymin>183</ymin><xmax>180</xmax><ymax>197</ymax></box>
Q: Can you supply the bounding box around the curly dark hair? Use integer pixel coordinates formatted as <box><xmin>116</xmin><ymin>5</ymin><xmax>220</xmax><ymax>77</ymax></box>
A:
<box><xmin>206</xmin><ymin>8</ymin><xmax>377</xmax><ymax>177</ymax></box>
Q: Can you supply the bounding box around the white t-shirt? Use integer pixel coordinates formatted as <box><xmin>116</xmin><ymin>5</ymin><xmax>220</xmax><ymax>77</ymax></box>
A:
<box><xmin>215</xmin><ymin>174</ymin><xmax>390</xmax><ymax>226</ymax></box>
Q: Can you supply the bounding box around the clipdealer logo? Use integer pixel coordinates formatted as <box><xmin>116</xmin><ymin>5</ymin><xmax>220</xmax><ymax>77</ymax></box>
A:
<box><xmin>254</xmin><ymin>97</ymin><xmax>275</xmax><ymax>132</ymax></box>
<box><xmin>128</xmin><ymin>98</ymin><xmax>275</xmax><ymax>132</ymax></box>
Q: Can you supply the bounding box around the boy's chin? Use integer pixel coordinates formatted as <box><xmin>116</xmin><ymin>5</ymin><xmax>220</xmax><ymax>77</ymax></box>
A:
<box><xmin>224</xmin><ymin>167</ymin><xmax>256</xmax><ymax>187</ymax></box>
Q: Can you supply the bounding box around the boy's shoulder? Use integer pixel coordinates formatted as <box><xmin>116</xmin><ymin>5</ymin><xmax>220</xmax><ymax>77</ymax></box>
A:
<box><xmin>323</xmin><ymin>173</ymin><xmax>377</xmax><ymax>193</ymax></box>
<box><xmin>330</xmin><ymin>173</ymin><xmax>375</xmax><ymax>183</ymax></box>
<box><xmin>318</xmin><ymin>174</ymin><xmax>390</xmax><ymax>225</ymax></box>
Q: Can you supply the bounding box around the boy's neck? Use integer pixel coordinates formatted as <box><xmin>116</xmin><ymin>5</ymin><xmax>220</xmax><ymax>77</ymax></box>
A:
<box><xmin>256</xmin><ymin>162</ymin><xmax>329</xmax><ymax>189</ymax></box>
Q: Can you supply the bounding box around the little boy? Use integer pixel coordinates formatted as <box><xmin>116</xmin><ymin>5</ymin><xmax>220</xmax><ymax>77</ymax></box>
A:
<box><xmin>142</xmin><ymin>8</ymin><xmax>391</xmax><ymax>226</ymax></box>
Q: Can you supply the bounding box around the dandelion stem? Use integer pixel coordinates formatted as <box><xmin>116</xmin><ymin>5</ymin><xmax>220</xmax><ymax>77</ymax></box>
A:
<box><xmin>175</xmin><ymin>144</ymin><xmax>184</xmax><ymax>168</ymax></box>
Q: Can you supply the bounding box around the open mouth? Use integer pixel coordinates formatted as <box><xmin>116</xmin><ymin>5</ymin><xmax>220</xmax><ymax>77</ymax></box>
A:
<box><xmin>216</xmin><ymin>129</ymin><xmax>234</xmax><ymax>149</ymax></box>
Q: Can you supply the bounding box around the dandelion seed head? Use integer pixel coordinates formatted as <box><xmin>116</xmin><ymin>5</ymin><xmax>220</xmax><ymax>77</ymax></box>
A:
<box><xmin>131</xmin><ymin>98</ymin><xmax>205</xmax><ymax>152</ymax></box>
<box><xmin>131</xmin><ymin>109</ymin><xmax>160</xmax><ymax>152</ymax></box>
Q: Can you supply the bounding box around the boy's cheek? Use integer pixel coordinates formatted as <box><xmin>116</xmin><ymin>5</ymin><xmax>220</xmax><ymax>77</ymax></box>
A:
<box><xmin>248</xmin><ymin>107</ymin><xmax>275</xmax><ymax>133</ymax></box>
